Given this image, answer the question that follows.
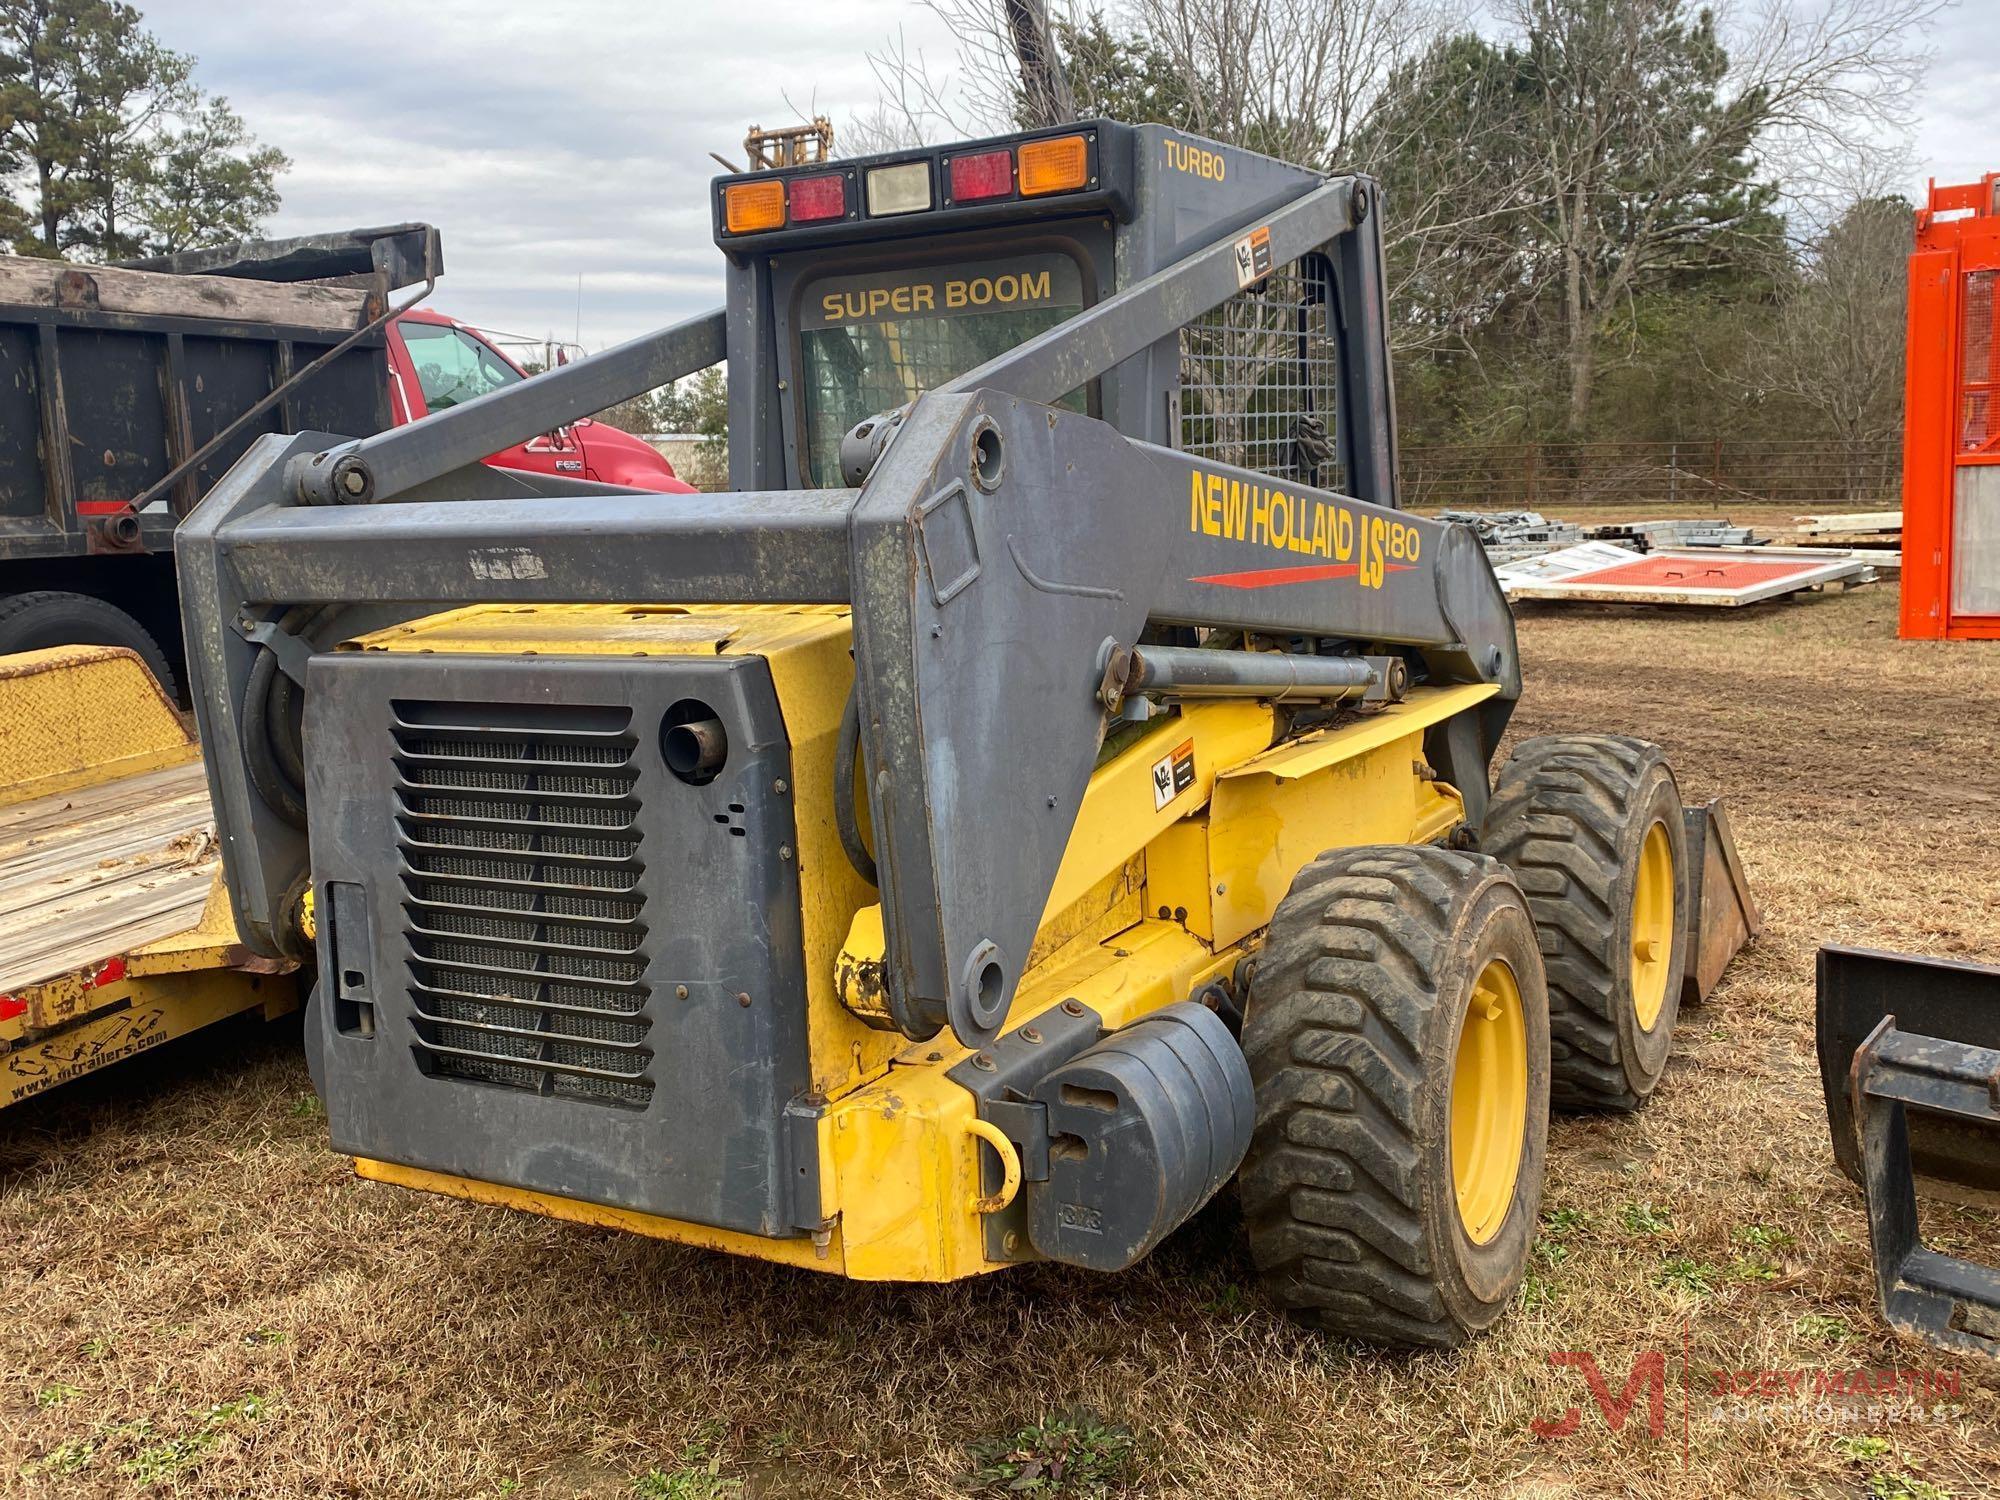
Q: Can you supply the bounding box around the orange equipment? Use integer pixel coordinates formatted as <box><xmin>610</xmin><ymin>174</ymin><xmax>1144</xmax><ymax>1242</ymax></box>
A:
<box><xmin>1902</xmin><ymin>174</ymin><xmax>2000</xmax><ymax>639</ymax></box>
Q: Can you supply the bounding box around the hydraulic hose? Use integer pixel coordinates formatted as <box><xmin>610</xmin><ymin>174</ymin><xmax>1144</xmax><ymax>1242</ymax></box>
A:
<box><xmin>242</xmin><ymin>605</ymin><xmax>328</xmax><ymax>831</ymax></box>
<box><xmin>834</xmin><ymin>683</ymin><xmax>878</xmax><ymax>887</ymax></box>
<box><xmin>243</xmin><ymin>646</ymin><xmax>306</xmax><ymax>829</ymax></box>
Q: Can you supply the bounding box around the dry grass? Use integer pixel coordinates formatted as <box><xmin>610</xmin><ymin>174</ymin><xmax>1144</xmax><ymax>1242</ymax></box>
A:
<box><xmin>4</xmin><ymin>585</ymin><xmax>1998</xmax><ymax>1499</ymax></box>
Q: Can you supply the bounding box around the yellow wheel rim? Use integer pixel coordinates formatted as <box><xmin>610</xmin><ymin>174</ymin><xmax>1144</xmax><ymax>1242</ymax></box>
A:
<box><xmin>1630</xmin><ymin>820</ymin><xmax>1675</xmax><ymax>1032</ymax></box>
<box><xmin>1451</xmin><ymin>957</ymin><xmax>1529</xmax><ymax>1246</ymax></box>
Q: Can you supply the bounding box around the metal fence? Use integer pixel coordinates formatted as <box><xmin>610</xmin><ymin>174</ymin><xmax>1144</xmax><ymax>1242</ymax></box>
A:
<box><xmin>1398</xmin><ymin>439</ymin><xmax>1902</xmax><ymax>511</ymax></box>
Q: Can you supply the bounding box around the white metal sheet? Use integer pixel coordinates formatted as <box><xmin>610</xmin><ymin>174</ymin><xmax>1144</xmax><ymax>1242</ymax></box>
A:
<box><xmin>1495</xmin><ymin>543</ymin><xmax>1871</xmax><ymax>606</ymax></box>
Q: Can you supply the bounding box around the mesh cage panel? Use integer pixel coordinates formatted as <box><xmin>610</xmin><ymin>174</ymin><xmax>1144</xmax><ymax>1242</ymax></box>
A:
<box><xmin>392</xmin><ymin>700</ymin><xmax>652</xmax><ymax>1106</ymax></box>
<box><xmin>1179</xmin><ymin>256</ymin><xmax>1342</xmax><ymax>488</ymax></box>
<box><xmin>1962</xmin><ymin>270</ymin><xmax>1998</xmax><ymax>454</ymax></box>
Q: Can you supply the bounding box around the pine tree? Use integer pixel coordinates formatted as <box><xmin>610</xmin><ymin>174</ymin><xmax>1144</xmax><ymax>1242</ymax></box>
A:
<box><xmin>0</xmin><ymin>0</ymin><xmax>285</xmax><ymax>259</ymax></box>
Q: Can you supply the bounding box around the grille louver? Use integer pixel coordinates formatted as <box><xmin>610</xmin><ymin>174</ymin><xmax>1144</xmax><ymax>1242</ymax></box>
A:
<box><xmin>392</xmin><ymin>699</ymin><xmax>652</xmax><ymax>1106</ymax></box>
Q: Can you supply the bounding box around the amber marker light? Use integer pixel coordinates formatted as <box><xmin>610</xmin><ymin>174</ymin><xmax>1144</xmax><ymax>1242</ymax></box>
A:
<box><xmin>724</xmin><ymin>179</ymin><xmax>786</xmax><ymax>234</ymax></box>
<box><xmin>1017</xmin><ymin>135</ymin><xmax>1089</xmax><ymax>196</ymax></box>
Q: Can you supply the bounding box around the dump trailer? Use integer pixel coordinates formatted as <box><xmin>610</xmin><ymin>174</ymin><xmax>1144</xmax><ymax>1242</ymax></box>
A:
<box><xmin>0</xmin><ymin>645</ymin><xmax>297</xmax><ymax>1110</ymax></box>
<box><xmin>178</xmin><ymin>121</ymin><xmax>1750</xmax><ymax>1345</ymax></box>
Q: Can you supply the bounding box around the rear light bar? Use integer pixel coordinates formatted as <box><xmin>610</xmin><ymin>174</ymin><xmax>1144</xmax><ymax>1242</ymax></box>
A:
<box><xmin>718</xmin><ymin>130</ymin><xmax>1097</xmax><ymax>237</ymax></box>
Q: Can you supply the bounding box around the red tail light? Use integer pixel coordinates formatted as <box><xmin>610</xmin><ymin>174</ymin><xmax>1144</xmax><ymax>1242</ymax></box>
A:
<box><xmin>949</xmin><ymin>149</ymin><xmax>1013</xmax><ymax>203</ymax></box>
<box><xmin>788</xmin><ymin>172</ymin><xmax>847</xmax><ymax>223</ymax></box>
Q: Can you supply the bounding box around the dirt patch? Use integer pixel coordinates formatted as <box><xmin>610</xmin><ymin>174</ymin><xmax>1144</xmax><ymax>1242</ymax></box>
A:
<box><xmin>3</xmin><ymin>587</ymin><xmax>1995</xmax><ymax>1498</ymax></box>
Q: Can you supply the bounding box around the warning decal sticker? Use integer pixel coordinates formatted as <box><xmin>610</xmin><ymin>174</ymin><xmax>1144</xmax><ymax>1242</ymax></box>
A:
<box><xmin>1151</xmin><ymin>739</ymin><xmax>1197</xmax><ymax>811</ymax></box>
<box><xmin>1232</xmin><ymin>224</ymin><xmax>1273</xmax><ymax>288</ymax></box>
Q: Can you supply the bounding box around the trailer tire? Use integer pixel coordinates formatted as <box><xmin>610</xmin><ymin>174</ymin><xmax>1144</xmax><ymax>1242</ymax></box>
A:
<box><xmin>0</xmin><ymin>590</ymin><xmax>178</xmax><ymax>699</ymax></box>
<box><xmin>1239</xmin><ymin>846</ymin><xmax>1549</xmax><ymax>1348</ymax></box>
<box><xmin>1481</xmin><ymin>734</ymin><xmax>1687</xmax><ymax>1112</ymax></box>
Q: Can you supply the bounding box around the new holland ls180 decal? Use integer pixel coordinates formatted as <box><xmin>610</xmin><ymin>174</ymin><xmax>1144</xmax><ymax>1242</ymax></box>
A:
<box><xmin>1186</xmin><ymin>470</ymin><xmax>1419</xmax><ymax>590</ymax></box>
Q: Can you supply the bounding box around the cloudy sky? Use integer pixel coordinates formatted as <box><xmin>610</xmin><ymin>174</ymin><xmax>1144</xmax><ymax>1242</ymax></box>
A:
<box><xmin>146</xmin><ymin>0</ymin><xmax>1997</xmax><ymax>352</ymax></box>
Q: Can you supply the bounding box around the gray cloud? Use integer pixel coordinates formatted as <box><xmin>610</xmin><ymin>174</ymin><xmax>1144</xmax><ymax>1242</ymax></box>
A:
<box><xmin>145</xmin><ymin>0</ymin><xmax>962</xmax><ymax>347</ymax></box>
<box><xmin>147</xmin><ymin>0</ymin><xmax>1997</xmax><ymax>350</ymax></box>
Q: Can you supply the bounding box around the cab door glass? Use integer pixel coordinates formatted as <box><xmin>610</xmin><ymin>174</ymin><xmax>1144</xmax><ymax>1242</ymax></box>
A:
<box><xmin>400</xmin><ymin>322</ymin><xmax>524</xmax><ymax>413</ymax></box>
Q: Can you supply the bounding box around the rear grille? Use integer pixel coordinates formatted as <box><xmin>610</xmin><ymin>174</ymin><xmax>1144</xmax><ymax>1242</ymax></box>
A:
<box><xmin>392</xmin><ymin>699</ymin><xmax>652</xmax><ymax>1106</ymax></box>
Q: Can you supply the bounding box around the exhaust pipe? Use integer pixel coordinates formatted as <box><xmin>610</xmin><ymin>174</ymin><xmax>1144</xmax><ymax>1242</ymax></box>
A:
<box><xmin>663</xmin><ymin>716</ymin><xmax>727</xmax><ymax>781</ymax></box>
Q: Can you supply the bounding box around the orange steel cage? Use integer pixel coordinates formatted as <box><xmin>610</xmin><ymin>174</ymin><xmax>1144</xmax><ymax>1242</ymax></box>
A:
<box><xmin>1902</xmin><ymin>173</ymin><xmax>2000</xmax><ymax>639</ymax></box>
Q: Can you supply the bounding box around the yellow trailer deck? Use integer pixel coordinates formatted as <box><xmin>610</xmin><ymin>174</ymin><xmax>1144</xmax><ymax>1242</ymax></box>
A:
<box><xmin>0</xmin><ymin>645</ymin><xmax>296</xmax><ymax>1108</ymax></box>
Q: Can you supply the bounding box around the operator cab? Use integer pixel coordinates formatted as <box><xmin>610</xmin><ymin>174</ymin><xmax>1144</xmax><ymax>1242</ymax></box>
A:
<box><xmin>711</xmin><ymin>120</ymin><xmax>1397</xmax><ymax>507</ymax></box>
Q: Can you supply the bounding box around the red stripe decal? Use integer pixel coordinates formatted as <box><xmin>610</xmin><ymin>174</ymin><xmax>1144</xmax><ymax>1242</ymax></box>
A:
<box><xmin>75</xmin><ymin>500</ymin><xmax>131</xmax><ymax>515</ymax></box>
<box><xmin>1190</xmin><ymin>562</ymin><xmax>1414</xmax><ymax>590</ymax></box>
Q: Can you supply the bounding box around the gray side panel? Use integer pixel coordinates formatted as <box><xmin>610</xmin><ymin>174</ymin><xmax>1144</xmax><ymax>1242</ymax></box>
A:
<box><xmin>305</xmin><ymin>650</ymin><xmax>811</xmax><ymax>1234</ymax></box>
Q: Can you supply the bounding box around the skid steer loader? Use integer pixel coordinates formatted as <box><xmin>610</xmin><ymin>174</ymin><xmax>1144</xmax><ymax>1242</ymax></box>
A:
<box><xmin>178</xmin><ymin>121</ymin><xmax>1753</xmax><ymax>1346</ymax></box>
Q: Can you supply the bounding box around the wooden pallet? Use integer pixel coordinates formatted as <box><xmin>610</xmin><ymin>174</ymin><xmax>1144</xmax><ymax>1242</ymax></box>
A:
<box><xmin>0</xmin><ymin>759</ymin><xmax>217</xmax><ymax>996</ymax></box>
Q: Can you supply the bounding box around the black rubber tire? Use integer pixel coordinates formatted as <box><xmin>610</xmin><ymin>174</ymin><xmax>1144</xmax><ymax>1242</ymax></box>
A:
<box><xmin>1481</xmin><ymin>734</ymin><xmax>1688</xmax><ymax>1112</ymax></box>
<box><xmin>1239</xmin><ymin>845</ymin><xmax>1551</xmax><ymax>1348</ymax></box>
<box><xmin>0</xmin><ymin>590</ymin><xmax>178</xmax><ymax>698</ymax></box>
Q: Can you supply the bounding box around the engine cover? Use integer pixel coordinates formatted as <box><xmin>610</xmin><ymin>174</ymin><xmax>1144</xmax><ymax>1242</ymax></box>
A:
<box><xmin>302</xmin><ymin>649</ymin><xmax>812</xmax><ymax>1236</ymax></box>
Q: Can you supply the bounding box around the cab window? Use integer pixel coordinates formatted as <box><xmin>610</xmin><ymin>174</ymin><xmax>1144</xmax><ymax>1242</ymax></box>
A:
<box><xmin>797</xmin><ymin>252</ymin><xmax>1087</xmax><ymax>486</ymax></box>
<box><xmin>400</xmin><ymin>322</ymin><xmax>523</xmax><ymax>412</ymax></box>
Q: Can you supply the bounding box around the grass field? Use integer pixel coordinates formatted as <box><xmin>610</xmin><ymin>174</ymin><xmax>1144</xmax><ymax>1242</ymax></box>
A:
<box><xmin>4</xmin><ymin>584</ymin><xmax>1997</xmax><ymax>1499</ymax></box>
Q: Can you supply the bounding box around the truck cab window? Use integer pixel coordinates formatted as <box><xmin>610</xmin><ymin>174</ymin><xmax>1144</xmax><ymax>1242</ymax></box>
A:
<box><xmin>401</xmin><ymin>322</ymin><xmax>523</xmax><ymax>412</ymax></box>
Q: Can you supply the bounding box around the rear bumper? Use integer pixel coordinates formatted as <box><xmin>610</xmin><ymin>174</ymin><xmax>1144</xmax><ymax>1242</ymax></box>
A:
<box><xmin>354</xmin><ymin>918</ymin><xmax>1244</xmax><ymax>1283</ymax></box>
